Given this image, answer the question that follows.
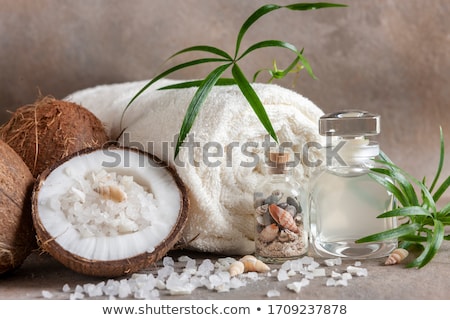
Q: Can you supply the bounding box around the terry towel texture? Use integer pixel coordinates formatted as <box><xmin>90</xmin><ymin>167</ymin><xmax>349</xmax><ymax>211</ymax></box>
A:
<box><xmin>65</xmin><ymin>79</ymin><xmax>324</xmax><ymax>255</ymax></box>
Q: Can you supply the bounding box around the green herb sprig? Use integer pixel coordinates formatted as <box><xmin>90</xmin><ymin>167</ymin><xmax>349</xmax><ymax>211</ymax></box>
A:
<box><xmin>122</xmin><ymin>2</ymin><xmax>347</xmax><ymax>157</ymax></box>
<box><xmin>356</xmin><ymin>127</ymin><xmax>450</xmax><ymax>268</ymax></box>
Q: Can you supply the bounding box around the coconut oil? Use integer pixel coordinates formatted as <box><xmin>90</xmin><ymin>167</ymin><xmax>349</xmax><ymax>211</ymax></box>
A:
<box><xmin>309</xmin><ymin>110</ymin><xmax>397</xmax><ymax>259</ymax></box>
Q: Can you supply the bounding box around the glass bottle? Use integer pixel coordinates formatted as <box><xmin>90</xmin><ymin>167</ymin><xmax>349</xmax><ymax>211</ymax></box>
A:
<box><xmin>254</xmin><ymin>152</ymin><xmax>308</xmax><ymax>263</ymax></box>
<box><xmin>309</xmin><ymin>110</ymin><xmax>397</xmax><ymax>259</ymax></box>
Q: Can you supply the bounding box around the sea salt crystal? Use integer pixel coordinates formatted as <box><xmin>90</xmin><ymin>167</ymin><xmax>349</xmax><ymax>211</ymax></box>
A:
<box><xmin>280</xmin><ymin>260</ymin><xmax>292</xmax><ymax>270</ymax></box>
<box><xmin>324</xmin><ymin>258</ymin><xmax>342</xmax><ymax>267</ymax></box>
<box><xmin>62</xmin><ymin>284</ymin><xmax>71</xmax><ymax>293</ymax></box>
<box><xmin>157</xmin><ymin>265</ymin><xmax>174</xmax><ymax>280</ymax></box>
<box><xmin>342</xmin><ymin>272</ymin><xmax>352</xmax><ymax>280</ymax></box>
<box><xmin>335</xmin><ymin>279</ymin><xmax>348</xmax><ymax>287</ymax></box>
<box><xmin>277</xmin><ymin>269</ymin><xmax>290</xmax><ymax>281</ymax></box>
<box><xmin>290</xmin><ymin>259</ymin><xmax>304</xmax><ymax>273</ymax></box>
<box><xmin>162</xmin><ymin>256</ymin><xmax>175</xmax><ymax>267</ymax></box>
<box><xmin>331</xmin><ymin>270</ymin><xmax>342</xmax><ymax>278</ymax></box>
<box><xmin>70</xmin><ymin>291</ymin><xmax>85</xmax><ymax>300</ymax></box>
<box><xmin>118</xmin><ymin>279</ymin><xmax>132</xmax><ymax>298</ymax></box>
<box><xmin>103</xmin><ymin>279</ymin><xmax>119</xmax><ymax>296</ymax></box>
<box><xmin>312</xmin><ymin>268</ymin><xmax>326</xmax><ymax>277</ymax></box>
<box><xmin>286</xmin><ymin>280</ymin><xmax>309</xmax><ymax>293</ymax></box>
<box><xmin>326</xmin><ymin>278</ymin><xmax>336</xmax><ymax>287</ymax></box>
<box><xmin>230</xmin><ymin>277</ymin><xmax>246</xmax><ymax>289</ymax></box>
<box><xmin>42</xmin><ymin>290</ymin><xmax>53</xmax><ymax>299</ymax></box>
<box><xmin>197</xmin><ymin>259</ymin><xmax>215</xmax><ymax>276</ymax></box>
<box><xmin>354</xmin><ymin>261</ymin><xmax>362</xmax><ymax>267</ymax></box>
<box><xmin>267</xmin><ymin>289</ymin><xmax>281</xmax><ymax>297</ymax></box>
<box><xmin>346</xmin><ymin>266</ymin><xmax>368</xmax><ymax>277</ymax></box>
<box><xmin>245</xmin><ymin>272</ymin><xmax>259</xmax><ymax>280</ymax></box>
<box><xmin>166</xmin><ymin>273</ymin><xmax>196</xmax><ymax>295</ymax></box>
<box><xmin>307</xmin><ymin>260</ymin><xmax>320</xmax><ymax>271</ymax></box>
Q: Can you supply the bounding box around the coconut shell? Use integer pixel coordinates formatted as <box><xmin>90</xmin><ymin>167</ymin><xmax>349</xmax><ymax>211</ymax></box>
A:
<box><xmin>32</xmin><ymin>146</ymin><xmax>190</xmax><ymax>278</ymax></box>
<box><xmin>0</xmin><ymin>96</ymin><xmax>110</xmax><ymax>178</ymax></box>
<box><xmin>0</xmin><ymin>139</ymin><xmax>35</xmax><ymax>275</ymax></box>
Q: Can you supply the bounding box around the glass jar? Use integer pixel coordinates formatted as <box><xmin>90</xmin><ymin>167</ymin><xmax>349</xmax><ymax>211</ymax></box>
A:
<box><xmin>254</xmin><ymin>152</ymin><xmax>308</xmax><ymax>263</ymax></box>
<box><xmin>309</xmin><ymin>110</ymin><xmax>397</xmax><ymax>259</ymax></box>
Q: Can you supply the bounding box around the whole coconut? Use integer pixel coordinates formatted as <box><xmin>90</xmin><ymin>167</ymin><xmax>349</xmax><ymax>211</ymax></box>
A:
<box><xmin>0</xmin><ymin>96</ymin><xmax>110</xmax><ymax>177</ymax></box>
<box><xmin>0</xmin><ymin>139</ymin><xmax>35</xmax><ymax>275</ymax></box>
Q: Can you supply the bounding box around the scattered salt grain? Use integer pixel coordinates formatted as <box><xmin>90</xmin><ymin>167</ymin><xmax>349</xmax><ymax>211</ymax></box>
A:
<box><xmin>326</xmin><ymin>278</ymin><xmax>336</xmax><ymax>287</ymax></box>
<box><xmin>267</xmin><ymin>289</ymin><xmax>281</xmax><ymax>297</ymax></box>
<box><xmin>346</xmin><ymin>266</ymin><xmax>368</xmax><ymax>277</ymax></box>
<box><xmin>62</xmin><ymin>284</ymin><xmax>71</xmax><ymax>293</ymax></box>
<box><xmin>197</xmin><ymin>259</ymin><xmax>215</xmax><ymax>276</ymax></box>
<box><xmin>324</xmin><ymin>257</ymin><xmax>342</xmax><ymax>267</ymax></box>
<box><xmin>312</xmin><ymin>268</ymin><xmax>326</xmax><ymax>277</ymax></box>
<box><xmin>42</xmin><ymin>290</ymin><xmax>53</xmax><ymax>299</ymax></box>
<box><xmin>286</xmin><ymin>278</ymin><xmax>310</xmax><ymax>293</ymax></box>
<box><xmin>163</xmin><ymin>256</ymin><xmax>175</xmax><ymax>267</ymax></box>
<box><xmin>47</xmin><ymin>255</ymin><xmax>372</xmax><ymax>300</ymax></box>
<box><xmin>277</xmin><ymin>269</ymin><xmax>290</xmax><ymax>281</ymax></box>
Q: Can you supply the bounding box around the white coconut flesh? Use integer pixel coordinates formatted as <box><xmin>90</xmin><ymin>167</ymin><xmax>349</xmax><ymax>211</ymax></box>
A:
<box><xmin>34</xmin><ymin>147</ymin><xmax>186</xmax><ymax>263</ymax></box>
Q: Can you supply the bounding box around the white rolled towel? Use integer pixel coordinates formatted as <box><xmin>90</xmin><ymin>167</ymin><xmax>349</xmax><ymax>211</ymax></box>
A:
<box><xmin>65</xmin><ymin>79</ymin><xmax>324</xmax><ymax>255</ymax></box>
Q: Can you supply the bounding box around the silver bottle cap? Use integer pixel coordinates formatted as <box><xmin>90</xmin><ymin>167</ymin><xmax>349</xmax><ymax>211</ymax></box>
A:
<box><xmin>319</xmin><ymin>110</ymin><xmax>380</xmax><ymax>137</ymax></box>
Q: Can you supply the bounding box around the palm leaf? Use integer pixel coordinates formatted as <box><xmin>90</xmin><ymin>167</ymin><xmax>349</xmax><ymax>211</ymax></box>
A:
<box><xmin>407</xmin><ymin>219</ymin><xmax>444</xmax><ymax>268</ymax></box>
<box><xmin>355</xmin><ymin>223</ymin><xmax>422</xmax><ymax>243</ymax></box>
<box><xmin>158</xmin><ymin>78</ymin><xmax>236</xmax><ymax>90</ymax></box>
<box><xmin>237</xmin><ymin>40</ymin><xmax>315</xmax><ymax>78</ymax></box>
<box><xmin>234</xmin><ymin>2</ymin><xmax>347</xmax><ymax>58</ymax></box>
<box><xmin>429</xmin><ymin>126</ymin><xmax>444</xmax><ymax>193</ymax></box>
<box><xmin>231</xmin><ymin>64</ymin><xmax>278</xmax><ymax>143</ymax></box>
<box><xmin>175</xmin><ymin>63</ymin><xmax>231</xmax><ymax>157</ymax></box>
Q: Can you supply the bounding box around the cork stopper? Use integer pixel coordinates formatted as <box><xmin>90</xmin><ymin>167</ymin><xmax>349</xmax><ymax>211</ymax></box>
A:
<box><xmin>269</xmin><ymin>152</ymin><xmax>290</xmax><ymax>164</ymax></box>
<box><xmin>268</xmin><ymin>152</ymin><xmax>291</xmax><ymax>174</ymax></box>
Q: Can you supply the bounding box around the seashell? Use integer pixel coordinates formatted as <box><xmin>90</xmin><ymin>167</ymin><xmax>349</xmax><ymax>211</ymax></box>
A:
<box><xmin>268</xmin><ymin>204</ymin><xmax>299</xmax><ymax>233</ymax></box>
<box><xmin>239</xmin><ymin>255</ymin><xmax>270</xmax><ymax>273</ymax></box>
<box><xmin>385</xmin><ymin>248</ymin><xmax>409</xmax><ymax>265</ymax></box>
<box><xmin>294</xmin><ymin>214</ymin><xmax>303</xmax><ymax>225</ymax></box>
<box><xmin>229</xmin><ymin>260</ymin><xmax>245</xmax><ymax>277</ymax></box>
<box><xmin>258</xmin><ymin>223</ymin><xmax>279</xmax><ymax>243</ymax></box>
<box><xmin>94</xmin><ymin>185</ymin><xmax>127</xmax><ymax>202</ymax></box>
<box><xmin>287</xmin><ymin>196</ymin><xmax>302</xmax><ymax>213</ymax></box>
<box><xmin>264</xmin><ymin>190</ymin><xmax>283</xmax><ymax>205</ymax></box>
<box><xmin>255</xmin><ymin>204</ymin><xmax>268</xmax><ymax>216</ymax></box>
<box><xmin>278</xmin><ymin>230</ymin><xmax>290</xmax><ymax>242</ymax></box>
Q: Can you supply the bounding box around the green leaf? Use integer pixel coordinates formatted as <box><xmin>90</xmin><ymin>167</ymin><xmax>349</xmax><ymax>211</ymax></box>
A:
<box><xmin>234</xmin><ymin>4</ymin><xmax>282</xmax><ymax>58</ymax></box>
<box><xmin>231</xmin><ymin>64</ymin><xmax>278</xmax><ymax>143</ymax></box>
<box><xmin>376</xmin><ymin>158</ymin><xmax>437</xmax><ymax>211</ymax></box>
<box><xmin>124</xmin><ymin>58</ymin><xmax>227</xmax><ymax>110</ymax></box>
<box><xmin>158</xmin><ymin>78</ymin><xmax>236</xmax><ymax>90</ymax></box>
<box><xmin>355</xmin><ymin>223</ymin><xmax>421</xmax><ymax>243</ymax></box>
<box><xmin>237</xmin><ymin>40</ymin><xmax>315</xmax><ymax>79</ymax></box>
<box><xmin>175</xmin><ymin>63</ymin><xmax>231</xmax><ymax>157</ymax></box>
<box><xmin>429</xmin><ymin>126</ymin><xmax>444</xmax><ymax>193</ymax></box>
<box><xmin>234</xmin><ymin>2</ymin><xmax>347</xmax><ymax>59</ymax></box>
<box><xmin>377</xmin><ymin>206</ymin><xmax>432</xmax><ymax>219</ymax></box>
<box><xmin>169</xmin><ymin>45</ymin><xmax>233</xmax><ymax>61</ymax></box>
<box><xmin>285</xmin><ymin>2</ymin><xmax>348</xmax><ymax>10</ymax></box>
<box><xmin>407</xmin><ymin>219</ymin><xmax>444</xmax><ymax>268</ymax></box>
<box><xmin>368</xmin><ymin>171</ymin><xmax>410</xmax><ymax>207</ymax></box>
<box><xmin>433</xmin><ymin>175</ymin><xmax>450</xmax><ymax>203</ymax></box>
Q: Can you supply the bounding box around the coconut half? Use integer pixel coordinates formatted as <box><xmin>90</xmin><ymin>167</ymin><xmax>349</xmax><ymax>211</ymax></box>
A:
<box><xmin>32</xmin><ymin>146</ymin><xmax>189</xmax><ymax>277</ymax></box>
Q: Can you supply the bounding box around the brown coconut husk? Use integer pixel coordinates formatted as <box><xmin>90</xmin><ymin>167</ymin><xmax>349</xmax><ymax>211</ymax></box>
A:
<box><xmin>0</xmin><ymin>140</ymin><xmax>35</xmax><ymax>275</ymax></box>
<box><xmin>0</xmin><ymin>96</ymin><xmax>110</xmax><ymax>178</ymax></box>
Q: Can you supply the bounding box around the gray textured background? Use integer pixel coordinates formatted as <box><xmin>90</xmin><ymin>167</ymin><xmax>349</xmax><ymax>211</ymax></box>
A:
<box><xmin>1</xmin><ymin>0</ymin><xmax>449</xmax><ymax>186</ymax></box>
